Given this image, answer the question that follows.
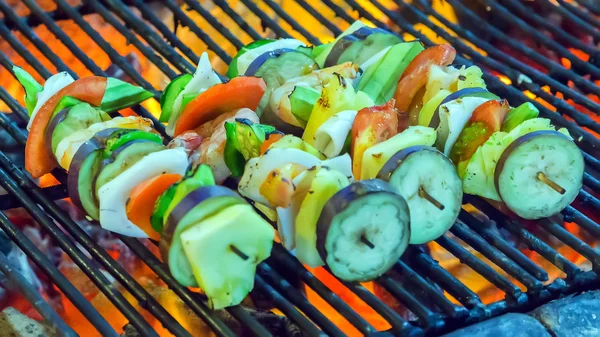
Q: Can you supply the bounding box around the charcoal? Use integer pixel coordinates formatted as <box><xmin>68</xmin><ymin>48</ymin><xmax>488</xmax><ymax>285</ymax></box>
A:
<box><xmin>215</xmin><ymin>307</ymin><xmax>304</xmax><ymax>337</ymax></box>
<box><xmin>120</xmin><ymin>324</ymin><xmax>140</xmax><ymax>337</ymax></box>
<box><xmin>441</xmin><ymin>313</ymin><xmax>551</xmax><ymax>337</ymax></box>
<box><xmin>530</xmin><ymin>290</ymin><xmax>600</xmax><ymax>337</ymax></box>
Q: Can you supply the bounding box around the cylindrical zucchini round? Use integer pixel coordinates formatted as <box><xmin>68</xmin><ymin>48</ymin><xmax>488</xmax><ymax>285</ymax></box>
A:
<box><xmin>494</xmin><ymin>130</ymin><xmax>584</xmax><ymax>219</ymax></box>
<box><xmin>377</xmin><ymin>145</ymin><xmax>462</xmax><ymax>245</ymax></box>
<box><xmin>316</xmin><ymin>179</ymin><xmax>410</xmax><ymax>282</ymax></box>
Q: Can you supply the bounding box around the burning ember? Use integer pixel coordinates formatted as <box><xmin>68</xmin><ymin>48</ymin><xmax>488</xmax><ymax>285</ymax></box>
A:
<box><xmin>0</xmin><ymin>0</ymin><xmax>599</xmax><ymax>336</ymax></box>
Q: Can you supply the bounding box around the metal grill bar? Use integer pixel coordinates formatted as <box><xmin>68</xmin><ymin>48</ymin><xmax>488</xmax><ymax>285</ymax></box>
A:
<box><xmin>574</xmin><ymin>0</ymin><xmax>600</xmax><ymax>16</ymax></box>
<box><xmin>541</xmin><ymin>0</ymin><xmax>600</xmax><ymax>41</ymax></box>
<box><xmin>557</xmin><ymin>0</ymin><xmax>600</xmax><ymax>27</ymax></box>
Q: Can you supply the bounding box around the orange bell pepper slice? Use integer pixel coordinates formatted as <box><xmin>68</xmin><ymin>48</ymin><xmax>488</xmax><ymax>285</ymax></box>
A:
<box><xmin>259</xmin><ymin>133</ymin><xmax>284</xmax><ymax>155</ymax></box>
<box><xmin>26</xmin><ymin>76</ymin><xmax>108</xmax><ymax>178</ymax></box>
<box><xmin>173</xmin><ymin>76</ymin><xmax>266</xmax><ymax>136</ymax></box>
<box><xmin>126</xmin><ymin>173</ymin><xmax>182</xmax><ymax>241</ymax></box>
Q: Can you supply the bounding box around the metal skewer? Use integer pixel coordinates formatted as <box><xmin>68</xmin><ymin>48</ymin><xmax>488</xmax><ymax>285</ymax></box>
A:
<box><xmin>537</xmin><ymin>172</ymin><xmax>566</xmax><ymax>195</ymax></box>
<box><xmin>230</xmin><ymin>245</ymin><xmax>249</xmax><ymax>260</ymax></box>
<box><xmin>419</xmin><ymin>186</ymin><xmax>445</xmax><ymax>210</ymax></box>
<box><xmin>361</xmin><ymin>235</ymin><xmax>375</xmax><ymax>249</ymax></box>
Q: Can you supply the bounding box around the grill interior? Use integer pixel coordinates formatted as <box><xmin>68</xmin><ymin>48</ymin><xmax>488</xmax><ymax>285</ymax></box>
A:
<box><xmin>0</xmin><ymin>1</ymin><xmax>600</xmax><ymax>336</ymax></box>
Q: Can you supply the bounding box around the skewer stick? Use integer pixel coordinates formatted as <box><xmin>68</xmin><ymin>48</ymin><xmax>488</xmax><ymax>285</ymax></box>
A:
<box><xmin>419</xmin><ymin>186</ymin><xmax>445</xmax><ymax>210</ymax></box>
<box><xmin>537</xmin><ymin>172</ymin><xmax>566</xmax><ymax>195</ymax></box>
<box><xmin>360</xmin><ymin>235</ymin><xmax>375</xmax><ymax>249</ymax></box>
<box><xmin>230</xmin><ymin>245</ymin><xmax>249</xmax><ymax>260</ymax></box>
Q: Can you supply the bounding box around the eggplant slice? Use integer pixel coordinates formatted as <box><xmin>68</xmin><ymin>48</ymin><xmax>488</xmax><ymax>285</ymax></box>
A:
<box><xmin>495</xmin><ymin>130</ymin><xmax>584</xmax><ymax>219</ymax></box>
<box><xmin>378</xmin><ymin>146</ymin><xmax>463</xmax><ymax>245</ymax></box>
<box><xmin>316</xmin><ymin>179</ymin><xmax>410</xmax><ymax>282</ymax></box>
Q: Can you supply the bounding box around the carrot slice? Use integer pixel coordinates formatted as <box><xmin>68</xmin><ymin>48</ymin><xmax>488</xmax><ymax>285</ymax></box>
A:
<box><xmin>259</xmin><ymin>133</ymin><xmax>284</xmax><ymax>155</ymax></box>
<box><xmin>126</xmin><ymin>173</ymin><xmax>182</xmax><ymax>241</ymax></box>
<box><xmin>173</xmin><ymin>77</ymin><xmax>266</xmax><ymax>136</ymax></box>
<box><xmin>26</xmin><ymin>77</ymin><xmax>108</xmax><ymax>178</ymax></box>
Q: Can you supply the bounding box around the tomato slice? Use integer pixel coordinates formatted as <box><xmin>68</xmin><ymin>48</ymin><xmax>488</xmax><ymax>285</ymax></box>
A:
<box><xmin>126</xmin><ymin>173</ymin><xmax>182</xmax><ymax>241</ymax></box>
<box><xmin>173</xmin><ymin>77</ymin><xmax>266</xmax><ymax>136</ymax></box>
<box><xmin>393</xmin><ymin>44</ymin><xmax>456</xmax><ymax>116</ymax></box>
<box><xmin>26</xmin><ymin>77</ymin><xmax>107</xmax><ymax>178</ymax></box>
<box><xmin>470</xmin><ymin>99</ymin><xmax>510</xmax><ymax>132</ymax></box>
<box><xmin>351</xmin><ymin>100</ymin><xmax>399</xmax><ymax>179</ymax></box>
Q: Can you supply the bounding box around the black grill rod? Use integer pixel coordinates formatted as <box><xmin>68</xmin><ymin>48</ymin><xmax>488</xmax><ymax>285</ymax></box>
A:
<box><xmin>0</xmin><ymin>185</ymin><xmax>67</xmax><ymax>211</ymax></box>
<box><xmin>295</xmin><ymin>0</ymin><xmax>343</xmax><ymax>36</ymax></box>
<box><xmin>449</xmin><ymin>219</ymin><xmax>543</xmax><ymax>292</ymax></box>
<box><xmin>538</xmin><ymin>219</ymin><xmax>600</xmax><ymax>270</ymax></box>
<box><xmin>393</xmin><ymin>260</ymin><xmax>466</xmax><ymax>318</ymax></box>
<box><xmin>253</xmin><ymin>273</ymin><xmax>325</xmax><ymax>337</ymax></box>
<box><xmin>0</xmin><ymin>5</ymin><xmax>91</xmax><ymax>30</ymax></box>
<box><xmin>0</xmin><ymin>212</ymin><xmax>118</xmax><ymax>336</ymax></box>
<box><xmin>120</xmin><ymin>237</ymin><xmax>267</xmax><ymax>337</ymax></box>
<box><xmin>320</xmin><ymin>0</ymin><xmax>356</xmax><ymax>25</ymax></box>
<box><xmin>399</xmin><ymin>0</ymin><xmax>600</xmax><ymax>122</ymax></box>
<box><xmin>128</xmin><ymin>0</ymin><xmax>200</xmax><ymax>66</ymax></box>
<box><xmin>579</xmin><ymin>189</ymin><xmax>600</xmax><ymax>211</ymax></box>
<box><xmin>417</xmin><ymin>0</ymin><xmax>600</xmax><ymax>108</ymax></box>
<box><xmin>0</xmin><ymin>247</ymin><xmax>78</xmax><ymax>337</ymax></box>
<box><xmin>20</xmin><ymin>0</ymin><xmax>105</xmax><ymax>76</ymax></box>
<box><xmin>83</xmin><ymin>0</ymin><xmax>180</xmax><ymax>79</ymax></box>
<box><xmin>344</xmin><ymin>0</ymin><xmax>400</xmax><ymax>32</ymax></box>
<box><xmin>556</xmin><ymin>0</ymin><xmax>600</xmax><ymax>29</ymax></box>
<box><xmin>238</xmin><ymin>0</ymin><xmax>291</xmax><ymax>39</ymax></box>
<box><xmin>502</xmin><ymin>0</ymin><xmax>599</xmax><ymax>56</ymax></box>
<box><xmin>372</xmin><ymin>0</ymin><xmax>600</xmax><ymax>153</ymax></box>
<box><xmin>563</xmin><ymin>206</ymin><xmax>600</xmax><ymax>238</ymax></box>
<box><xmin>161</xmin><ymin>0</ymin><xmax>232</xmax><ymax>65</ymax></box>
<box><xmin>435</xmin><ymin>235</ymin><xmax>525</xmax><ymax>302</ymax></box>
<box><xmin>260</xmin><ymin>0</ymin><xmax>322</xmax><ymax>45</ymax></box>
<box><xmin>583</xmin><ymin>152</ymin><xmax>600</xmax><ymax>173</ymax></box>
<box><xmin>270</xmin><ymin>245</ymin><xmax>377</xmax><ymax>335</ymax></box>
<box><xmin>51</xmin><ymin>0</ymin><xmax>168</xmax><ymax>138</ymax></box>
<box><xmin>0</xmin><ymin>168</ymin><xmax>160</xmax><ymax>337</ymax></box>
<box><xmin>403</xmin><ymin>248</ymin><xmax>485</xmax><ymax>311</ymax></box>
<box><xmin>476</xmin><ymin>0</ymin><xmax>600</xmax><ymax>78</ymax></box>
<box><xmin>97</xmin><ymin>0</ymin><xmax>196</xmax><ymax>75</ymax></box>
<box><xmin>211</xmin><ymin>0</ymin><xmax>263</xmax><ymax>41</ymax></box>
<box><xmin>459</xmin><ymin>210</ymin><xmax>549</xmax><ymax>282</ymax></box>
<box><xmin>583</xmin><ymin>172</ymin><xmax>600</xmax><ymax>192</ymax></box>
<box><xmin>0</xmin><ymin>1</ymin><xmax>77</xmax><ymax>78</ymax></box>
<box><xmin>466</xmin><ymin>196</ymin><xmax>581</xmax><ymax>278</ymax></box>
<box><xmin>257</xmin><ymin>263</ymin><xmax>342</xmax><ymax>336</ymax></box>
<box><xmin>573</xmin><ymin>0</ymin><xmax>600</xmax><ymax>16</ymax></box>
<box><xmin>0</xmin><ymin>58</ymin><xmax>31</xmax><ymax>124</ymax></box>
<box><xmin>0</xmin><ymin>25</ymin><xmax>52</xmax><ymax>79</ymax></box>
<box><xmin>182</xmin><ymin>0</ymin><xmax>245</xmax><ymax>50</ymax></box>
<box><xmin>538</xmin><ymin>0</ymin><xmax>600</xmax><ymax>42</ymax></box>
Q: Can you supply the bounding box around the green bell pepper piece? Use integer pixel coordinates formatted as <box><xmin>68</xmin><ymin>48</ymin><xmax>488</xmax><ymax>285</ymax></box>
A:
<box><xmin>100</xmin><ymin>77</ymin><xmax>154</xmax><ymax>113</ymax></box>
<box><xmin>13</xmin><ymin>65</ymin><xmax>43</xmax><ymax>115</ymax></box>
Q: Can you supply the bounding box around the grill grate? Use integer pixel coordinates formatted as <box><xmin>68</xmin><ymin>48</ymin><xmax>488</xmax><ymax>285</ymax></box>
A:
<box><xmin>0</xmin><ymin>1</ymin><xmax>599</xmax><ymax>336</ymax></box>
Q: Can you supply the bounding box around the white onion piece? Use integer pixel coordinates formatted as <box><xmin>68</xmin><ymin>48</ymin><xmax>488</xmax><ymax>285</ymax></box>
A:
<box><xmin>27</xmin><ymin>72</ymin><xmax>75</xmax><ymax>130</ymax></box>
<box><xmin>437</xmin><ymin>97</ymin><xmax>491</xmax><ymax>155</ymax></box>
<box><xmin>97</xmin><ymin>148</ymin><xmax>188</xmax><ymax>237</ymax></box>
<box><xmin>314</xmin><ymin>110</ymin><xmax>358</xmax><ymax>158</ymax></box>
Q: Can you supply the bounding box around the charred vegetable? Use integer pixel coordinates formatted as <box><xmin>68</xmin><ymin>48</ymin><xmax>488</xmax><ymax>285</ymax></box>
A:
<box><xmin>224</xmin><ymin>118</ymin><xmax>280</xmax><ymax>177</ymax></box>
<box><xmin>316</xmin><ymin>179</ymin><xmax>410</xmax><ymax>282</ymax></box>
<box><xmin>377</xmin><ymin>146</ymin><xmax>462</xmax><ymax>244</ymax></box>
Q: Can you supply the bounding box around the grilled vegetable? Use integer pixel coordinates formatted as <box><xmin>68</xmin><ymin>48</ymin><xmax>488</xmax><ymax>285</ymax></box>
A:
<box><xmin>357</xmin><ymin>41</ymin><xmax>424</xmax><ymax>105</ymax></box>
<box><xmin>501</xmin><ymin>102</ymin><xmax>539</xmax><ymax>132</ymax></box>
<box><xmin>377</xmin><ymin>146</ymin><xmax>462</xmax><ymax>244</ymax></box>
<box><xmin>165</xmin><ymin>53</ymin><xmax>222</xmax><ymax>135</ymax></box>
<box><xmin>174</xmin><ymin>77</ymin><xmax>266</xmax><ymax>136</ymax></box>
<box><xmin>151</xmin><ymin>164</ymin><xmax>216</xmax><ymax>233</ymax></box>
<box><xmin>224</xmin><ymin>118</ymin><xmax>279</xmax><ymax>177</ymax></box>
<box><xmin>289</xmin><ymin>86</ymin><xmax>321</xmax><ymax>127</ymax></box>
<box><xmin>231</xmin><ymin>38</ymin><xmax>305</xmax><ymax>78</ymax></box>
<box><xmin>97</xmin><ymin>148</ymin><xmax>188</xmax><ymax>236</ymax></box>
<box><xmin>13</xmin><ymin>65</ymin><xmax>43</xmax><ymax>114</ymax></box>
<box><xmin>99</xmin><ymin>77</ymin><xmax>154</xmax><ymax>113</ymax></box>
<box><xmin>160</xmin><ymin>185</ymin><xmax>274</xmax><ymax>309</ymax></box>
<box><xmin>324</xmin><ymin>27</ymin><xmax>402</xmax><ymax>68</ymax></box>
<box><xmin>266</xmin><ymin>135</ymin><xmax>324</xmax><ymax>159</ymax></box>
<box><xmin>315</xmin><ymin>20</ymin><xmax>369</xmax><ymax>67</ymax></box>
<box><xmin>351</xmin><ymin>100</ymin><xmax>399</xmax><ymax>179</ymax></box>
<box><xmin>67</xmin><ymin>137</ymin><xmax>104</xmax><ymax>220</ymax></box>
<box><xmin>495</xmin><ymin>131</ymin><xmax>583</xmax><ymax>219</ymax></box>
<box><xmin>360</xmin><ymin>126</ymin><xmax>436</xmax><ymax>180</ymax></box>
<box><xmin>316</xmin><ymin>179</ymin><xmax>410</xmax><ymax>281</ymax></box>
<box><xmin>314</xmin><ymin>110</ymin><xmax>358</xmax><ymax>158</ymax></box>
<box><xmin>245</xmin><ymin>48</ymin><xmax>297</xmax><ymax>76</ymax></box>
<box><xmin>227</xmin><ymin>39</ymin><xmax>276</xmax><ymax>78</ymax></box>
<box><xmin>295</xmin><ymin>166</ymin><xmax>350</xmax><ymax>267</ymax></box>
<box><xmin>159</xmin><ymin>74</ymin><xmax>192</xmax><ymax>123</ymax></box>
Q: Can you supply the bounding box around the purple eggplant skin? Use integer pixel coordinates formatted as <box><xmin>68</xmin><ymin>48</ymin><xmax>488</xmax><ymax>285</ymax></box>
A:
<box><xmin>67</xmin><ymin>138</ymin><xmax>103</xmax><ymax>212</ymax></box>
<box><xmin>316</xmin><ymin>179</ymin><xmax>410</xmax><ymax>282</ymax></box>
<box><xmin>45</xmin><ymin>108</ymin><xmax>69</xmax><ymax>158</ymax></box>
<box><xmin>159</xmin><ymin>186</ymin><xmax>243</xmax><ymax>272</ymax></box>
<box><xmin>324</xmin><ymin>35</ymin><xmax>359</xmax><ymax>68</ymax></box>
<box><xmin>494</xmin><ymin>130</ymin><xmax>583</xmax><ymax>219</ymax></box>
<box><xmin>245</xmin><ymin>48</ymin><xmax>297</xmax><ymax>76</ymax></box>
<box><xmin>428</xmin><ymin>87</ymin><xmax>498</xmax><ymax>129</ymax></box>
<box><xmin>376</xmin><ymin>145</ymin><xmax>439</xmax><ymax>182</ymax></box>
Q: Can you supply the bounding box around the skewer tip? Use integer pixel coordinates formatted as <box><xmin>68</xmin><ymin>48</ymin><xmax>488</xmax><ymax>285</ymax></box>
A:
<box><xmin>419</xmin><ymin>186</ymin><xmax>445</xmax><ymax>210</ymax></box>
<box><xmin>360</xmin><ymin>235</ymin><xmax>375</xmax><ymax>249</ymax></box>
<box><xmin>536</xmin><ymin>172</ymin><xmax>566</xmax><ymax>195</ymax></box>
<box><xmin>230</xmin><ymin>245</ymin><xmax>249</xmax><ymax>260</ymax></box>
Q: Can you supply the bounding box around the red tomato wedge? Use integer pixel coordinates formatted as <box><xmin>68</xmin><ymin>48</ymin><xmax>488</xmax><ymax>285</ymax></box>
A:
<box><xmin>173</xmin><ymin>77</ymin><xmax>266</xmax><ymax>136</ymax></box>
<box><xmin>259</xmin><ymin>133</ymin><xmax>284</xmax><ymax>155</ymax></box>
<box><xmin>470</xmin><ymin>99</ymin><xmax>510</xmax><ymax>132</ymax></box>
<box><xmin>126</xmin><ymin>173</ymin><xmax>182</xmax><ymax>241</ymax></box>
<box><xmin>393</xmin><ymin>44</ymin><xmax>456</xmax><ymax>115</ymax></box>
<box><xmin>351</xmin><ymin>100</ymin><xmax>399</xmax><ymax>179</ymax></box>
<box><xmin>26</xmin><ymin>77</ymin><xmax>108</xmax><ymax>178</ymax></box>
